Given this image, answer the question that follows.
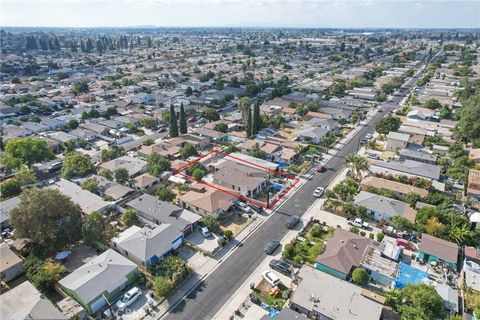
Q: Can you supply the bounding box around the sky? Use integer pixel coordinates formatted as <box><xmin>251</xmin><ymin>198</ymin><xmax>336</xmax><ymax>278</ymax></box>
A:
<box><xmin>0</xmin><ymin>0</ymin><xmax>479</xmax><ymax>29</ymax></box>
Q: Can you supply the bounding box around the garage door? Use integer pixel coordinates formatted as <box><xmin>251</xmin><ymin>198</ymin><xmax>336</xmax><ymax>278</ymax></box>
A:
<box><xmin>90</xmin><ymin>295</ymin><xmax>107</xmax><ymax>314</ymax></box>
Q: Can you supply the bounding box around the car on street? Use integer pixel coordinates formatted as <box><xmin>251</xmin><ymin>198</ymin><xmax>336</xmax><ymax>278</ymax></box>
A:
<box><xmin>315</xmin><ymin>165</ymin><xmax>325</xmax><ymax>173</ymax></box>
<box><xmin>116</xmin><ymin>287</ymin><xmax>142</xmax><ymax>310</ymax></box>
<box><xmin>396</xmin><ymin>238</ymin><xmax>416</xmax><ymax>251</ymax></box>
<box><xmin>366</xmin><ymin>153</ymin><xmax>380</xmax><ymax>159</ymax></box>
<box><xmin>262</xmin><ymin>270</ymin><xmax>280</xmax><ymax>287</ymax></box>
<box><xmin>285</xmin><ymin>215</ymin><xmax>299</xmax><ymax>229</ymax></box>
<box><xmin>313</xmin><ymin>187</ymin><xmax>324</xmax><ymax>198</ymax></box>
<box><xmin>269</xmin><ymin>259</ymin><xmax>292</xmax><ymax>275</ymax></box>
<box><xmin>201</xmin><ymin>227</ymin><xmax>212</xmax><ymax>238</ymax></box>
<box><xmin>264</xmin><ymin>240</ymin><xmax>280</xmax><ymax>254</ymax></box>
<box><xmin>365</xmin><ymin>134</ymin><xmax>373</xmax><ymax>140</ymax></box>
<box><xmin>360</xmin><ymin>138</ymin><xmax>369</xmax><ymax>144</ymax></box>
<box><xmin>348</xmin><ymin>218</ymin><xmax>369</xmax><ymax>230</ymax></box>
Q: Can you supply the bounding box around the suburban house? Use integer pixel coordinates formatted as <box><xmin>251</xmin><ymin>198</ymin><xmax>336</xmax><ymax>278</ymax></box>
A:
<box><xmin>467</xmin><ymin>169</ymin><xmax>480</xmax><ymax>196</ymax></box>
<box><xmin>193</xmin><ymin>127</ymin><xmax>228</xmax><ymax>142</ymax></box>
<box><xmin>112</xmin><ymin>224</ymin><xmax>183</xmax><ymax>266</ymax></box>
<box><xmin>125</xmin><ymin>193</ymin><xmax>201</xmax><ymax>236</ymax></box>
<box><xmin>464</xmin><ymin>246</ymin><xmax>480</xmax><ymax>292</ymax></box>
<box><xmin>360</xmin><ymin>176</ymin><xmax>429</xmax><ymax>200</ymax></box>
<box><xmin>399</xmin><ymin>149</ymin><xmax>437</xmax><ymax>164</ymax></box>
<box><xmin>212</xmin><ymin>160</ymin><xmax>268</xmax><ymax>197</ymax></box>
<box><xmin>178</xmin><ymin>183</ymin><xmax>237</xmax><ymax>217</ymax></box>
<box><xmin>52</xmin><ymin>179</ymin><xmax>112</xmax><ymax>215</ymax></box>
<box><xmin>1</xmin><ymin>281</ymin><xmax>67</xmax><ymax>320</ymax></box>
<box><xmin>314</xmin><ymin>228</ymin><xmax>370</xmax><ymax>280</ymax></box>
<box><xmin>0</xmin><ymin>195</ymin><xmax>20</xmax><ymax>229</ymax></box>
<box><xmin>100</xmin><ymin>156</ymin><xmax>147</xmax><ymax>178</ymax></box>
<box><xmin>0</xmin><ymin>242</ymin><xmax>24</xmax><ymax>282</ymax></box>
<box><xmin>138</xmin><ymin>142</ymin><xmax>181</xmax><ymax>159</ymax></box>
<box><xmin>304</xmin><ymin>118</ymin><xmax>339</xmax><ymax>131</ymax></box>
<box><xmin>167</xmin><ymin>134</ymin><xmax>211</xmax><ymax>149</ymax></box>
<box><xmin>369</xmin><ymin>159</ymin><xmax>442</xmax><ymax>181</ymax></box>
<box><xmin>131</xmin><ymin>173</ymin><xmax>160</xmax><ymax>191</ymax></box>
<box><xmin>385</xmin><ymin>131</ymin><xmax>410</xmax><ymax>152</ymax></box>
<box><xmin>417</xmin><ymin>234</ymin><xmax>458</xmax><ymax>268</ymax></box>
<box><xmin>290</xmin><ymin>265</ymin><xmax>383</xmax><ymax>320</ymax></box>
<box><xmin>59</xmin><ymin>249</ymin><xmax>138</xmax><ymax>315</ymax></box>
<box><xmin>296</xmin><ymin>126</ymin><xmax>329</xmax><ymax>144</ymax></box>
<box><xmin>353</xmin><ymin>191</ymin><xmax>417</xmax><ymax>222</ymax></box>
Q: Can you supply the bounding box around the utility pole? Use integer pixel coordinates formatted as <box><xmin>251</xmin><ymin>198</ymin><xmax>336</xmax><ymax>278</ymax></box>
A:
<box><xmin>266</xmin><ymin>171</ymin><xmax>270</xmax><ymax>208</ymax></box>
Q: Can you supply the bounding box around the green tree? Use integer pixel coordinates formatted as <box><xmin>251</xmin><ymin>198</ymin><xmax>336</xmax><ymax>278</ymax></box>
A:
<box><xmin>192</xmin><ymin>168</ymin><xmax>206</xmax><ymax>180</ymax></box>
<box><xmin>169</xmin><ymin>104</ymin><xmax>179</xmax><ymax>138</ymax></box>
<box><xmin>148</xmin><ymin>153</ymin><xmax>171</xmax><ymax>176</ymax></box>
<box><xmin>423</xmin><ymin>98</ymin><xmax>442</xmax><ymax>110</ymax></box>
<box><xmin>10</xmin><ymin>188</ymin><xmax>83</xmax><ymax>251</ymax></box>
<box><xmin>201</xmin><ymin>109</ymin><xmax>220</xmax><ymax>122</ymax></box>
<box><xmin>202</xmin><ymin>215</ymin><xmax>220</xmax><ymax>233</ymax></box>
<box><xmin>62</xmin><ymin>152</ymin><xmax>95</xmax><ymax>179</ymax></box>
<box><xmin>25</xmin><ymin>258</ymin><xmax>66</xmax><ymax>291</ymax></box>
<box><xmin>253</xmin><ymin>101</ymin><xmax>261</xmax><ymax>134</ymax></box>
<box><xmin>143</xmin><ymin>138</ymin><xmax>154</xmax><ymax>146</ymax></box>
<box><xmin>214</xmin><ymin>123</ymin><xmax>228</xmax><ymax>133</ymax></box>
<box><xmin>72</xmin><ymin>80</ymin><xmax>90</xmax><ymax>95</ymax></box>
<box><xmin>121</xmin><ymin>208</ymin><xmax>138</xmax><ymax>227</ymax></box>
<box><xmin>238</xmin><ymin>96</ymin><xmax>250</xmax><ymax>124</ymax></box>
<box><xmin>248</xmin><ymin>143</ymin><xmax>266</xmax><ymax>159</ymax></box>
<box><xmin>0</xmin><ymin>178</ymin><xmax>21</xmax><ymax>199</ymax></box>
<box><xmin>375</xmin><ymin>116</ymin><xmax>400</xmax><ymax>135</ymax></box>
<box><xmin>246</xmin><ymin>106</ymin><xmax>253</xmax><ymax>138</ymax></box>
<box><xmin>98</xmin><ymin>168</ymin><xmax>113</xmax><ymax>180</ymax></box>
<box><xmin>82</xmin><ymin>211</ymin><xmax>105</xmax><ymax>246</ymax></box>
<box><xmin>154</xmin><ymin>276</ymin><xmax>173</xmax><ymax>298</ymax></box>
<box><xmin>16</xmin><ymin>166</ymin><xmax>37</xmax><ymax>186</ymax></box>
<box><xmin>376</xmin><ymin>233</ymin><xmax>384</xmax><ymax>242</ymax></box>
<box><xmin>114</xmin><ymin>168</ymin><xmax>129</xmax><ymax>184</ymax></box>
<box><xmin>180</xmin><ymin>143</ymin><xmax>198</xmax><ymax>158</ymax></box>
<box><xmin>346</xmin><ymin>154</ymin><xmax>368</xmax><ymax>181</ymax></box>
<box><xmin>156</xmin><ymin>186</ymin><xmax>176</xmax><ymax>202</ymax></box>
<box><xmin>405</xmin><ymin>192</ymin><xmax>421</xmax><ymax>207</ymax></box>
<box><xmin>81</xmin><ymin>177</ymin><xmax>99</xmax><ymax>194</ymax></box>
<box><xmin>179</xmin><ymin>104</ymin><xmax>188</xmax><ymax>134</ymax></box>
<box><xmin>224</xmin><ymin>230</ymin><xmax>233</xmax><ymax>240</ymax></box>
<box><xmin>386</xmin><ymin>283</ymin><xmax>445</xmax><ymax>320</ymax></box>
<box><xmin>2</xmin><ymin>137</ymin><xmax>53</xmax><ymax>169</ymax></box>
<box><xmin>101</xmin><ymin>145</ymin><xmax>125</xmax><ymax>161</ymax></box>
<box><xmin>351</xmin><ymin>268</ymin><xmax>369</xmax><ymax>285</ymax></box>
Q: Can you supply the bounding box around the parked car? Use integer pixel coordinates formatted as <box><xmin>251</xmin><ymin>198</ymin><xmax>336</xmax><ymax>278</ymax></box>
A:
<box><xmin>262</xmin><ymin>270</ymin><xmax>280</xmax><ymax>287</ymax></box>
<box><xmin>365</xmin><ymin>134</ymin><xmax>373</xmax><ymax>140</ymax></box>
<box><xmin>116</xmin><ymin>287</ymin><xmax>142</xmax><ymax>310</ymax></box>
<box><xmin>187</xmin><ymin>116</ymin><xmax>197</xmax><ymax>122</ymax></box>
<box><xmin>269</xmin><ymin>259</ymin><xmax>292</xmax><ymax>275</ymax></box>
<box><xmin>313</xmin><ymin>187</ymin><xmax>324</xmax><ymax>198</ymax></box>
<box><xmin>264</xmin><ymin>240</ymin><xmax>280</xmax><ymax>254</ymax></box>
<box><xmin>360</xmin><ymin>138</ymin><xmax>369</xmax><ymax>144</ymax></box>
<box><xmin>235</xmin><ymin>201</ymin><xmax>253</xmax><ymax>214</ymax></box>
<box><xmin>200</xmin><ymin>227</ymin><xmax>212</xmax><ymax>238</ymax></box>
<box><xmin>378</xmin><ymin>107</ymin><xmax>383</xmax><ymax>112</ymax></box>
<box><xmin>348</xmin><ymin>218</ymin><xmax>369</xmax><ymax>230</ymax></box>
<box><xmin>315</xmin><ymin>165</ymin><xmax>325</xmax><ymax>173</ymax></box>
<box><xmin>286</xmin><ymin>216</ymin><xmax>299</xmax><ymax>229</ymax></box>
<box><xmin>396</xmin><ymin>238</ymin><xmax>416</xmax><ymax>251</ymax></box>
<box><xmin>366</xmin><ymin>153</ymin><xmax>380</xmax><ymax>160</ymax></box>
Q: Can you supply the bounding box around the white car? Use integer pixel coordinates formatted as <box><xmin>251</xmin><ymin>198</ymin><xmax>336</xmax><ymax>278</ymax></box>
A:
<box><xmin>365</xmin><ymin>134</ymin><xmax>373</xmax><ymax>140</ymax></box>
<box><xmin>262</xmin><ymin>270</ymin><xmax>280</xmax><ymax>287</ymax></box>
<box><xmin>236</xmin><ymin>201</ymin><xmax>252</xmax><ymax>213</ymax></box>
<box><xmin>313</xmin><ymin>187</ymin><xmax>325</xmax><ymax>198</ymax></box>
<box><xmin>116</xmin><ymin>287</ymin><xmax>142</xmax><ymax>310</ymax></box>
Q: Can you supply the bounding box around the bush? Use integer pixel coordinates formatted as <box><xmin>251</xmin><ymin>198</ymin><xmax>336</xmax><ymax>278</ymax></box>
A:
<box><xmin>369</xmin><ymin>233</ymin><xmax>374</xmax><ymax>239</ymax></box>
<box><xmin>360</xmin><ymin>231</ymin><xmax>366</xmax><ymax>236</ymax></box>
<box><xmin>351</xmin><ymin>268</ymin><xmax>369</xmax><ymax>286</ymax></box>
<box><xmin>376</xmin><ymin>232</ymin><xmax>385</xmax><ymax>242</ymax></box>
<box><xmin>202</xmin><ymin>215</ymin><xmax>220</xmax><ymax>233</ymax></box>
<box><xmin>121</xmin><ymin>208</ymin><xmax>138</xmax><ymax>227</ymax></box>
<box><xmin>156</xmin><ymin>186</ymin><xmax>176</xmax><ymax>202</ymax></box>
<box><xmin>154</xmin><ymin>276</ymin><xmax>173</xmax><ymax>298</ymax></box>
<box><xmin>349</xmin><ymin>226</ymin><xmax>360</xmax><ymax>234</ymax></box>
<box><xmin>310</xmin><ymin>225</ymin><xmax>322</xmax><ymax>238</ymax></box>
<box><xmin>218</xmin><ymin>238</ymin><xmax>227</xmax><ymax>246</ymax></box>
<box><xmin>224</xmin><ymin>230</ymin><xmax>233</xmax><ymax>240</ymax></box>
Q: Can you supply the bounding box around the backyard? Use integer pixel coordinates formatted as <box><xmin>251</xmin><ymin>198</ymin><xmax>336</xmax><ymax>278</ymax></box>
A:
<box><xmin>282</xmin><ymin>223</ymin><xmax>335</xmax><ymax>264</ymax></box>
<box><xmin>252</xmin><ymin>279</ymin><xmax>288</xmax><ymax>309</ymax></box>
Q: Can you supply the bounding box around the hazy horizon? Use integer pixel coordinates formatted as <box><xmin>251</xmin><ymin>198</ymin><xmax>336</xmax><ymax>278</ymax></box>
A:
<box><xmin>0</xmin><ymin>0</ymin><xmax>479</xmax><ymax>29</ymax></box>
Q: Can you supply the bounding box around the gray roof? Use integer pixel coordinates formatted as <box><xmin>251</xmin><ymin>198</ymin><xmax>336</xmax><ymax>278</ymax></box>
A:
<box><xmin>113</xmin><ymin>224</ymin><xmax>182</xmax><ymax>263</ymax></box>
<box><xmin>1</xmin><ymin>281</ymin><xmax>67</xmax><ymax>320</ymax></box>
<box><xmin>100</xmin><ymin>156</ymin><xmax>147</xmax><ymax>177</ymax></box>
<box><xmin>354</xmin><ymin>191</ymin><xmax>412</xmax><ymax>220</ymax></box>
<box><xmin>386</xmin><ymin>131</ymin><xmax>410</xmax><ymax>142</ymax></box>
<box><xmin>371</xmin><ymin>159</ymin><xmax>442</xmax><ymax>180</ymax></box>
<box><xmin>260</xmin><ymin>308</ymin><xmax>307</xmax><ymax>320</ymax></box>
<box><xmin>53</xmin><ymin>179</ymin><xmax>111</xmax><ymax>215</ymax></box>
<box><xmin>297</xmin><ymin>126</ymin><xmax>329</xmax><ymax>139</ymax></box>
<box><xmin>435</xmin><ymin>284</ymin><xmax>459</xmax><ymax>312</ymax></box>
<box><xmin>399</xmin><ymin>149</ymin><xmax>437</xmax><ymax>162</ymax></box>
<box><xmin>59</xmin><ymin>249</ymin><xmax>137</xmax><ymax>304</ymax></box>
<box><xmin>126</xmin><ymin>193</ymin><xmax>200</xmax><ymax>232</ymax></box>
<box><xmin>291</xmin><ymin>266</ymin><xmax>382</xmax><ymax>320</ymax></box>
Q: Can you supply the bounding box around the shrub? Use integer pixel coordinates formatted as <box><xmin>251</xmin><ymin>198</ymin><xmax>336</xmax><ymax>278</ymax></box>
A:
<box><xmin>376</xmin><ymin>232</ymin><xmax>385</xmax><ymax>242</ymax></box>
<box><xmin>349</xmin><ymin>226</ymin><xmax>360</xmax><ymax>234</ymax></box>
<box><xmin>352</xmin><ymin>268</ymin><xmax>369</xmax><ymax>286</ymax></box>
<box><xmin>218</xmin><ymin>238</ymin><xmax>227</xmax><ymax>246</ymax></box>
<box><xmin>202</xmin><ymin>215</ymin><xmax>220</xmax><ymax>233</ymax></box>
<box><xmin>360</xmin><ymin>231</ymin><xmax>366</xmax><ymax>236</ymax></box>
<box><xmin>224</xmin><ymin>230</ymin><xmax>233</xmax><ymax>240</ymax></box>
<box><xmin>369</xmin><ymin>233</ymin><xmax>374</xmax><ymax>239</ymax></box>
<box><xmin>154</xmin><ymin>276</ymin><xmax>173</xmax><ymax>298</ymax></box>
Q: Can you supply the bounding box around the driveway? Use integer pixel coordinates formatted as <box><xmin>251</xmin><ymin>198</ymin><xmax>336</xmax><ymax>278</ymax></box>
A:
<box><xmin>185</xmin><ymin>227</ymin><xmax>221</xmax><ymax>254</ymax></box>
<box><xmin>177</xmin><ymin>246</ymin><xmax>215</xmax><ymax>271</ymax></box>
<box><xmin>118</xmin><ymin>288</ymin><xmax>154</xmax><ymax>320</ymax></box>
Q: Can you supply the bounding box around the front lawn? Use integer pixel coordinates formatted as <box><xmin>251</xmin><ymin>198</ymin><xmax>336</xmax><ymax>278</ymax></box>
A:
<box><xmin>282</xmin><ymin>224</ymin><xmax>334</xmax><ymax>264</ymax></box>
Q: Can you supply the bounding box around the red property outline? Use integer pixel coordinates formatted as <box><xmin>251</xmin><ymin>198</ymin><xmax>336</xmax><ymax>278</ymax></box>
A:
<box><xmin>173</xmin><ymin>148</ymin><xmax>300</xmax><ymax>209</ymax></box>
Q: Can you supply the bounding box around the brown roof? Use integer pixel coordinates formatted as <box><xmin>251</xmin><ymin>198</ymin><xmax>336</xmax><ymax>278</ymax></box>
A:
<box><xmin>360</xmin><ymin>176</ymin><xmax>429</xmax><ymax>198</ymax></box>
<box><xmin>139</xmin><ymin>143</ymin><xmax>180</xmax><ymax>157</ymax></box>
<box><xmin>306</xmin><ymin>111</ymin><xmax>333</xmax><ymax>119</ymax></box>
<box><xmin>316</xmin><ymin>228</ymin><xmax>371</xmax><ymax>274</ymax></box>
<box><xmin>464</xmin><ymin>246</ymin><xmax>480</xmax><ymax>261</ymax></box>
<box><xmin>171</xmin><ymin>159</ymin><xmax>189</xmax><ymax>171</ymax></box>
<box><xmin>261</xmin><ymin>143</ymin><xmax>280</xmax><ymax>154</ymax></box>
<box><xmin>468</xmin><ymin>169</ymin><xmax>480</xmax><ymax>191</ymax></box>
<box><xmin>179</xmin><ymin>184</ymin><xmax>236</xmax><ymax>214</ymax></box>
<box><xmin>133</xmin><ymin>173</ymin><xmax>159</xmax><ymax>188</ymax></box>
<box><xmin>212</xmin><ymin>161</ymin><xmax>267</xmax><ymax>190</ymax></box>
<box><xmin>282</xmin><ymin>107</ymin><xmax>297</xmax><ymax>114</ymax></box>
<box><xmin>240</xmin><ymin>140</ymin><xmax>264</xmax><ymax>150</ymax></box>
<box><xmin>418</xmin><ymin>233</ymin><xmax>458</xmax><ymax>263</ymax></box>
<box><xmin>104</xmin><ymin>184</ymin><xmax>133</xmax><ymax>200</ymax></box>
<box><xmin>280</xmin><ymin>148</ymin><xmax>297</xmax><ymax>161</ymax></box>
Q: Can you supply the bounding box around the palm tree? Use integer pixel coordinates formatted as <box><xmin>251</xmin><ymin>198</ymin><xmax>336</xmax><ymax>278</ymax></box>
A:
<box><xmin>346</xmin><ymin>154</ymin><xmax>368</xmax><ymax>181</ymax></box>
<box><xmin>448</xmin><ymin>221</ymin><xmax>471</xmax><ymax>244</ymax></box>
<box><xmin>238</xmin><ymin>97</ymin><xmax>250</xmax><ymax>125</ymax></box>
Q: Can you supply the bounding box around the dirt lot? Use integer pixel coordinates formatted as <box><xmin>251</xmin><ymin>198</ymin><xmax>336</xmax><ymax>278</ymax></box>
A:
<box><xmin>64</xmin><ymin>244</ymin><xmax>98</xmax><ymax>272</ymax></box>
<box><xmin>220</xmin><ymin>212</ymin><xmax>250</xmax><ymax>236</ymax></box>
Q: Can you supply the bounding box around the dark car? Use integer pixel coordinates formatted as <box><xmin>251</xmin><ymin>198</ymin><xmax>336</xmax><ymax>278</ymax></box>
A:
<box><xmin>264</xmin><ymin>240</ymin><xmax>280</xmax><ymax>254</ymax></box>
<box><xmin>269</xmin><ymin>259</ymin><xmax>292</xmax><ymax>275</ymax></box>
<box><xmin>286</xmin><ymin>216</ymin><xmax>299</xmax><ymax>229</ymax></box>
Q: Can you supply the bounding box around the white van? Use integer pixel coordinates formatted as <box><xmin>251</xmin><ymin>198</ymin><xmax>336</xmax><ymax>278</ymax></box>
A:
<box><xmin>262</xmin><ymin>270</ymin><xmax>280</xmax><ymax>287</ymax></box>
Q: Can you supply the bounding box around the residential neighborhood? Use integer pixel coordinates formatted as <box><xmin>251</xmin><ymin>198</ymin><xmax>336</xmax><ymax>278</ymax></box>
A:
<box><xmin>0</xmin><ymin>11</ymin><xmax>479</xmax><ymax>320</ymax></box>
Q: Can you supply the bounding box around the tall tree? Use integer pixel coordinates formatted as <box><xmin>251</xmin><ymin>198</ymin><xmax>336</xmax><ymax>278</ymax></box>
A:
<box><xmin>253</xmin><ymin>101</ymin><xmax>261</xmax><ymax>135</ymax></box>
<box><xmin>246</xmin><ymin>106</ymin><xmax>253</xmax><ymax>138</ymax></box>
<box><xmin>10</xmin><ymin>188</ymin><xmax>83</xmax><ymax>251</ymax></box>
<box><xmin>238</xmin><ymin>97</ymin><xmax>250</xmax><ymax>125</ymax></box>
<box><xmin>2</xmin><ymin>137</ymin><xmax>53</xmax><ymax>170</ymax></box>
<box><xmin>169</xmin><ymin>105</ymin><xmax>179</xmax><ymax>138</ymax></box>
<box><xmin>179</xmin><ymin>104</ymin><xmax>187</xmax><ymax>134</ymax></box>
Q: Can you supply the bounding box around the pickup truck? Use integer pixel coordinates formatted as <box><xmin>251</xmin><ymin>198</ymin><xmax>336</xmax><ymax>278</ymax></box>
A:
<box><xmin>348</xmin><ymin>218</ymin><xmax>370</xmax><ymax>230</ymax></box>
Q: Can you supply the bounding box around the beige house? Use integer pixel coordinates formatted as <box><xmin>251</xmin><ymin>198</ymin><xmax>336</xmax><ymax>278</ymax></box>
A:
<box><xmin>178</xmin><ymin>184</ymin><xmax>236</xmax><ymax>217</ymax></box>
<box><xmin>386</xmin><ymin>131</ymin><xmax>410</xmax><ymax>152</ymax></box>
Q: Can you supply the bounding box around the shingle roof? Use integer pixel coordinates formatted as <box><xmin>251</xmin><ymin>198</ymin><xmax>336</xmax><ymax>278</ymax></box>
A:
<box><xmin>371</xmin><ymin>159</ymin><xmax>441</xmax><ymax>180</ymax></box>
<box><xmin>59</xmin><ymin>249</ymin><xmax>137</xmax><ymax>304</ymax></box>
<box><xmin>354</xmin><ymin>191</ymin><xmax>417</xmax><ymax>221</ymax></box>
<box><xmin>418</xmin><ymin>233</ymin><xmax>458</xmax><ymax>263</ymax></box>
<box><xmin>179</xmin><ymin>184</ymin><xmax>236</xmax><ymax>214</ymax></box>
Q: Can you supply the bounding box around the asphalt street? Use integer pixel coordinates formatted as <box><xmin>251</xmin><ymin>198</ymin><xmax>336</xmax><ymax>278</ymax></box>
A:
<box><xmin>163</xmin><ymin>68</ymin><xmax>425</xmax><ymax>320</ymax></box>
